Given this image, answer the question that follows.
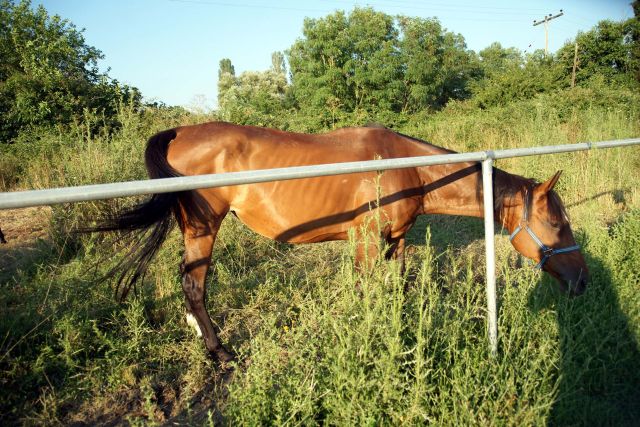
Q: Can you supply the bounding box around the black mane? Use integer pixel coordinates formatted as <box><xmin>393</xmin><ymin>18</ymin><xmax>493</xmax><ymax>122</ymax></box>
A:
<box><xmin>493</xmin><ymin>169</ymin><xmax>568</xmax><ymax>221</ymax></box>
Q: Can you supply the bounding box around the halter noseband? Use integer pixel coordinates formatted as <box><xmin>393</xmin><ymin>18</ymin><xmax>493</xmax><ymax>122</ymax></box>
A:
<box><xmin>509</xmin><ymin>189</ymin><xmax>580</xmax><ymax>269</ymax></box>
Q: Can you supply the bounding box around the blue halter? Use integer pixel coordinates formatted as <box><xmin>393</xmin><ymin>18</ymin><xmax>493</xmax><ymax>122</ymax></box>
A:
<box><xmin>509</xmin><ymin>190</ymin><xmax>580</xmax><ymax>269</ymax></box>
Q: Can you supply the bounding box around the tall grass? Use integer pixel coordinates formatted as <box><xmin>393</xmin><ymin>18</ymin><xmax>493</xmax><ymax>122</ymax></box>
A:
<box><xmin>0</xmin><ymin>88</ymin><xmax>639</xmax><ymax>425</ymax></box>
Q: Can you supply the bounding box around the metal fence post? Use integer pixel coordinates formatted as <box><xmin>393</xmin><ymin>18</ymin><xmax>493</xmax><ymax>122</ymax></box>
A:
<box><xmin>482</xmin><ymin>155</ymin><xmax>498</xmax><ymax>356</ymax></box>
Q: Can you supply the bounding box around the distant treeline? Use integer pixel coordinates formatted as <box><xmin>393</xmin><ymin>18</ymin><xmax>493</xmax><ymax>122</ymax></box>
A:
<box><xmin>218</xmin><ymin>6</ymin><xmax>640</xmax><ymax>131</ymax></box>
<box><xmin>1</xmin><ymin>0</ymin><xmax>639</xmax><ymax>142</ymax></box>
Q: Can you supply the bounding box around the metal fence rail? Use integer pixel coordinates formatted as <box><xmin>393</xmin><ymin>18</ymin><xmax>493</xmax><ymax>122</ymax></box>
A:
<box><xmin>1</xmin><ymin>138</ymin><xmax>639</xmax><ymax>210</ymax></box>
<box><xmin>1</xmin><ymin>136</ymin><xmax>639</xmax><ymax>355</ymax></box>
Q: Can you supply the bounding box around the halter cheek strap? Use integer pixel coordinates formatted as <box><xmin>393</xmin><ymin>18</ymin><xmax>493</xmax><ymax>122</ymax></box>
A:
<box><xmin>509</xmin><ymin>190</ymin><xmax>580</xmax><ymax>269</ymax></box>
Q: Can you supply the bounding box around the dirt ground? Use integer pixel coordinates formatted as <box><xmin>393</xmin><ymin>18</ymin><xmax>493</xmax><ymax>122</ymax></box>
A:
<box><xmin>0</xmin><ymin>206</ymin><xmax>52</xmax><ymax>280</ymax></box>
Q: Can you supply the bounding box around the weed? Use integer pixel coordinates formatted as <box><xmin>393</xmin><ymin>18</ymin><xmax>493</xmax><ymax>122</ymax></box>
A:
<box><xmin>0</xmin><ymin>90</ymin><xmax>639</xmax><ymax>424</ymax></box>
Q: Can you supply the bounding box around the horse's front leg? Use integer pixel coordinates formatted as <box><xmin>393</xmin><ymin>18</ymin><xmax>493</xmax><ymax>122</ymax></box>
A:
<box><xmin>385</xmin><ymin>235</ymin><xmax>407</xmax><ymax>275</ymax></box>
<box><xmin>180</xmin><ymin>225</ymin><xmax>234</xmax><ymax>363</ymax></box>
<box><xmin>354</xmin><ymin>228</ymin><xmax>382</xmax><ymax>275</ymax></box>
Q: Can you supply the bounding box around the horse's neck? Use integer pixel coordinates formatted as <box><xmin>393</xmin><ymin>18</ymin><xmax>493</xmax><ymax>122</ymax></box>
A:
<box><xmin>418</xmin><ymin>160</ymin><xmax>484</xmax><ymax>217</ymax></box>
<box><xmin>396</xmin><ymin>134</ymin><xmax>526</xmax><ymax>226</ymax></box>
<box><xmin>417</xmin><ymin>159</ymin><xmax>524</xmax><ymax>229</ymax></box>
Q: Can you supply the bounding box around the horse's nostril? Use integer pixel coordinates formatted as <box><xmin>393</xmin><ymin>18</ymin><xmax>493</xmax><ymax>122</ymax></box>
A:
<box><xmin>579</xmin><ymin>277</ymin><xmax>588</xmax><ymax>290</ymax></box>
<box><xmin>571</xmin><ymin>277</ymin><xmax>587</xmax><ymax>296</ymax></box>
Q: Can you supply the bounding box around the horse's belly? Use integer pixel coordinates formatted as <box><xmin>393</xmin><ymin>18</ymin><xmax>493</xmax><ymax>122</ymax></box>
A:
<box><xmin>227</xmin><ymin>170</ymin><xmax>422</xmax><ymax>244</ymax></box>
<box><xmin>229</xmin><ymin>177</ymin><xmax>365</xmax><ymax>243</ymax></box>
<box><xmin>234</xmin><ymin>209</ymin><xmax>349</xmax><ymax>243</ymax></box>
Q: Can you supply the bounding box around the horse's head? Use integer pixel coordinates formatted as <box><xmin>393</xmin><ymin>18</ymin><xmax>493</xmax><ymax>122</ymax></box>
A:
<box><xmin>509</xmin><ymin>171</ymin><xmax>588</xmax><ymax>296</ymax></box>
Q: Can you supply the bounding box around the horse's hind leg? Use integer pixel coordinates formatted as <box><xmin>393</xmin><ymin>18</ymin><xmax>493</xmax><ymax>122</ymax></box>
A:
<box><xmin>180</xmin><ymin>220</ymin><xmax>234</xmax><ymax>363</ymax></box>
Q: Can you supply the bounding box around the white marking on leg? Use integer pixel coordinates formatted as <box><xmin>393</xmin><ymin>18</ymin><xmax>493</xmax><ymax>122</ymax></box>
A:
<box><xmin>186</xmin><ymin>312</ymin><xmax>202</xmax><ymax>337</ymax></box>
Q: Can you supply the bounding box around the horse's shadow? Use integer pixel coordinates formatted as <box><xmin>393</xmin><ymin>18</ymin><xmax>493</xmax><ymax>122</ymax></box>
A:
<box><xmin>407</xmin><ymin>214</ymin><xmax>484</xmax><ymax>250</ymax></box>
<box><xmin>528</xmin><ymin>253</ymin><xmax>640</xmax><ymax>425</ymax></box>
<box><xmin>409</xmin><ymin>213</ymin><xmax>640</xmax><ymax>424</ymax></box>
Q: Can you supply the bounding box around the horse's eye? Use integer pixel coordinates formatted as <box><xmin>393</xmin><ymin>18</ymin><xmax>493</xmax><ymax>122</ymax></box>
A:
<box><xmin>548</xmin><ymin>220</ymin><xmax>561</xmax><ymax>229</ymax></box>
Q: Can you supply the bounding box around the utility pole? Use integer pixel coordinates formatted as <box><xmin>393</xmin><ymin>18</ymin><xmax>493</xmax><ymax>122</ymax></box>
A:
<box><xmin>533</xmin><ymin>10</ymin><xmax>564</xmax><ymax>55</ymax></box>
<box><xmin>571</xmin><ymin>42</ymin><xmax>579</xmax><ymax>88</ymax></box>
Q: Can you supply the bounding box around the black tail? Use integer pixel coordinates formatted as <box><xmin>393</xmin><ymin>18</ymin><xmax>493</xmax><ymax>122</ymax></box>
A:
<box><xmin>84</xmin><ymin>129</ymin><xmax>189</xmax><ymax>301</ymax></box>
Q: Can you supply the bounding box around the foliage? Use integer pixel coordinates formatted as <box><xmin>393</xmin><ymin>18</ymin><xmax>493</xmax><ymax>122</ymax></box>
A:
<box><xmin>398</xmin><ymin>16</ymin><xmax>480</xmax><ymax>112</ymax></box>
<box><xmin>469</xmin><ymin>50</ymin><xmax>565</xmax><ymax>109</ymax></box>
<box><xmin>477</xmin><ymin>42</ymin><xmax>523</xmax><ymax>75</ymax></box>
<box><xmin>556</xmin><ymin>18</ymin><xmax>640</xmax><ymax>88</ymax></box>
<box><xmin>1</xmin><ymin>2</ymin><xmax>640</xmax><ymax>425</ymax></box>
<box><xmin>216</xmin><ymin>53</ymin><xmax>289</xmax><ymax>128</ymax></box>
<box><xmin>0</xmin><ymin>0</ymin><xmax>141</xmax><ymax>143</ymax></box>
<box><xmin>287</xmin><ymin>8</ymin><xmax>479</xmax><ymax>130</ymax></box>
<box><xmin>633</xmin><ymin>1</ymin><xmax>640</xmax><ymax>81</ymax></box>
<box><xmin>226</xmin><ymin>9</ymin><xmax>639</xmax><ymax>122</ymax></box>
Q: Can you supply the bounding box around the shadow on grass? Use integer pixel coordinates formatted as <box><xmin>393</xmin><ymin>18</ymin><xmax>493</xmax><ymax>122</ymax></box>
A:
<box><xmin>0</xmin><ymin>238</ymin><xmax>56</xmax><ymax>283</ymax></box>
<box><xmin>528</xmin><ymin>253</ymin><xmax>640</xmax><ymax>425</ymax></box>
<box><xmin>410</xmin><ymin>207</ymin><xmax>640</xmax><ymax>424</ymax></box>
<box><xmin>407</xmin><ymin>214</ymin><xmax>484</xmax><ymax>251</ymax></box>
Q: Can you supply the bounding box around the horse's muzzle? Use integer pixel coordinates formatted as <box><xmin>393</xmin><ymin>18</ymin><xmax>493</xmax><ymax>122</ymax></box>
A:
<box><xmin>564</xmin><ymin>271</ymin><xmax>588</xmax><ymax>297</ymax></box>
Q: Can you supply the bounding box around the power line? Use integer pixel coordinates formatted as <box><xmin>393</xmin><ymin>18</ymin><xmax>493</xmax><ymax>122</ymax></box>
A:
<box><xmin>318</xmin><ymin>0</ymin><xmax>545</xmax><ymax>16</ymax></box>
<box><xmin>171</xmin><ymin>0</ymin><xmax>544</xmax><ymax>19</ymax></box>
<box><xmin>169</xmin><ymin>0</ymin><xmax>332</xmax><ymax>14</ymax></box>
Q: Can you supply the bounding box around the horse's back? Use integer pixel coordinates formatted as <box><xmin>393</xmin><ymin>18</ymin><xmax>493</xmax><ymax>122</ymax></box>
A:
<box><xmin>163</xmin><ymin>122</ymin><xmax>428</xmax><ymax>243</ymax></box>
<box><xmin>166</xmin><ymin>122</ymin><xmax>414</xmax><ymax>173</ymax></box>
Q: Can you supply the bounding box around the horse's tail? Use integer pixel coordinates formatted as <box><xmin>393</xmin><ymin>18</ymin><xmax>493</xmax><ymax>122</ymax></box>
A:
<box><xmin>85</xmin><ymin>128</ymin><xmax>185</xmax><ymax>301</ymax></box>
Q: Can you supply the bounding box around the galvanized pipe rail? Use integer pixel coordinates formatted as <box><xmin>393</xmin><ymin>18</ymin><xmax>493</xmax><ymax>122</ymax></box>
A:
<box><xmin>1</xmin><ymin>138</ymin><xmax>639</xmax><ymax>210</ymax></box>
<box><xmin>1</xmin><ymin>136</ymin><xmax>639</xmax><ymax>355</ymax></box>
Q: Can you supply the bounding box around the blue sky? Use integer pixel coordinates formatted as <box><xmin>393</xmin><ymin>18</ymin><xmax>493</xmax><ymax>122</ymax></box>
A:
<box><xmin>35</xmin><ymin>0</ymin><xmax>634</xmax><ymax>109</ymax></box>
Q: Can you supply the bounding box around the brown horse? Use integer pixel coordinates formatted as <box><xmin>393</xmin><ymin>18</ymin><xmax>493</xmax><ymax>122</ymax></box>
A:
<box><xmin>90</xmin><ymin>122</ymin><xmax>588</xmax><ymax>362</ymax></box>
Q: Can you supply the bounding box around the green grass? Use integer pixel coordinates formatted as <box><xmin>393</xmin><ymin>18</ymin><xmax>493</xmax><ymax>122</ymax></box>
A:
<box><xmin>0</xmin><ymin>90</ymin><xmax>639</xmax><ymax>425</ymax></box>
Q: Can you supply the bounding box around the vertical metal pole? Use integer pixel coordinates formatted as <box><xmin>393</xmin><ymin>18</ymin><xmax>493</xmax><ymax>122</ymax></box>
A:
<box><xmin>482</xmin><ymin>156</ymin><xmax>498</xmax><ymax>356</ymax></box>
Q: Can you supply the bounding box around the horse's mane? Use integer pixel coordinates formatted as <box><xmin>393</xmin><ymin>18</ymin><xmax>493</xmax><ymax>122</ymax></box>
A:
<box><xmin>494</xmin><ymin>169</ymin><xmax>568</xmax><ymax>221</ymax></box>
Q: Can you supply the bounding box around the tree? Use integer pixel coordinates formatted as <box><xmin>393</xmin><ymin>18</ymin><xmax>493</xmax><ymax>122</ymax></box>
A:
<box><xmin>287</xmin><ymin>8</ymin><xmax>479</xmax><ymax>128</ymax></box>
<box><xmin>344</xmin><ymin>8</ymin><xmax>403</xmax><ymax>112</ymax></box>
<box><xmin>217</xmin><ymin>57</ymin><xmax>236</xmax><ymax>108</ymax></box>
<box><xmin>477</xmin><ymin>42</ymin><xmax>523</xmax><ymax>76</ymax></box>
<box><xmin>271</xmin><ymin>51</ymin><xmax>286</xmax><ymax>75</ymax></box>
<box><xmin>469</xmin><ymin>49</ymin><xmax>563</xmax><ymax>108</ymax></box>
<box><xmin>216</xmin><ymin>52</ymin><xmax>289</xmax><ymax>127</ymax></box>
<box><xmin>633</xmin><ymin>1</ymin><xmax>640</xmax><ymax>82</ymax></box>
<box><xmin>288</xmin><ymin>8</ymin><xmax>406</xmax><ymax>126</ymax></box>
<box><xmin>398</xmin><ymin>16</ymin><xmax>480</xmax><ymax>111</ymax></box>
<box><xmin>287</xmin><ymin>9</ymin><xmax>355</xmax><ymax>125</ymax></box>
<box><xmin>556</xmin><ymin>19</ymin><xmax>640</xmax><ymax>87</ymax></box>
<box><xmin>0</xmin><ymin>0</ymin><xmax>139</xmax><ymax>142</ymax></box>
<box><xmin>469</xmin><ymin>17</ymin><xmax>639</xmax><ymax>108</ymax></box>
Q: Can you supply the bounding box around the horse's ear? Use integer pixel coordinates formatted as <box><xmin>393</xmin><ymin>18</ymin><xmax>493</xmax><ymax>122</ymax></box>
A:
<box><xmin>538</xmin><ymin>170</ymin><xmax>562</xmax><ymax>194</ymax></box>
